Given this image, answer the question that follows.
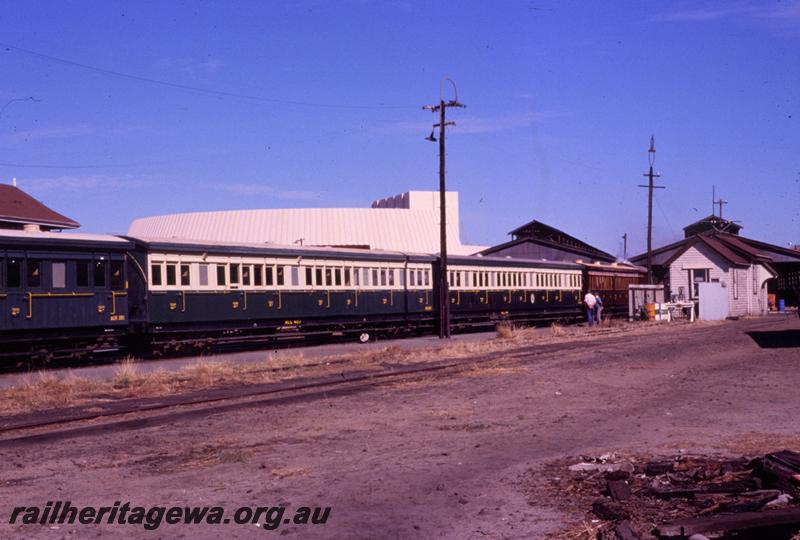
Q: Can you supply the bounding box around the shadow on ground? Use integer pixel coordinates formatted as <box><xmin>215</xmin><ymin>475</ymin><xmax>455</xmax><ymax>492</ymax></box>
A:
<box><xmin>747</xmin><ymin>330</ymin><xmax>800</xmax><ymax>349</ymax></box>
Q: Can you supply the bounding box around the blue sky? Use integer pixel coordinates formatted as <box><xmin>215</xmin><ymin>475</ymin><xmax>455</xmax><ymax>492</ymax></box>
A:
<box><xmin>1</xmin><ymin>0</ymin><xmax>798</xmax><ymax>256</ymax></box>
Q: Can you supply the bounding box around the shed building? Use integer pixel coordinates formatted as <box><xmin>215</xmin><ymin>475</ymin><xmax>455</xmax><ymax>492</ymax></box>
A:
<box><xmin>478</xmin><ymin>219</ymin><xmax>616</xmax><ymax>263</ymax></box>
<box><xmin>631</xmin><ymin>231</ymin><xmax>778</xmax><ymax>317</ymax></box>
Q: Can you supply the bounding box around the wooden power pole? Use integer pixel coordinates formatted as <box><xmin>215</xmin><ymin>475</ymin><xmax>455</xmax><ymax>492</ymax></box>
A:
<box><xmin>423</xmin><ymin>79</ymin><xmax>465</xmax><ymax>339</ymax></box>
<box><xmin>638</xmin><ymin>136</ymin><xmax>665</xmax><ymax>284</ymax></box>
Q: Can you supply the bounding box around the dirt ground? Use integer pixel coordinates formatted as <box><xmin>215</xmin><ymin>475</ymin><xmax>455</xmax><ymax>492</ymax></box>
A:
<box><xmin>1</xmin><ymin>315</ymin><xmax>799</xmax><ymax>539</ymax></box>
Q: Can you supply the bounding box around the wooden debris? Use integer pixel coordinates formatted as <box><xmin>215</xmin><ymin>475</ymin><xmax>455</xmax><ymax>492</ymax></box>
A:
<box><xmin>613</xmin><ymin>520</ymin><xmax>640</xmax><ymax>540</ymax></box>
<box><xmin>645</xmin><ymin>461</ymin><xmax>675</xmax><ymax>476</ymax></box>
<box><xmin>592</xmin><ymin>498</ymin><xmax>631</xmax><ymax>521</ymax></box>
<box><xmin>648</xmin><ymin>477</ymin><xmax>761</xmax><ymax>498</ymax></box>
<box><xmin>597</xmin><ymin>520</ymin><xmax>641</xmax><ymax>540</ymax></box>
<box><xmin>653</xmin><ymin>507</ymin><xmax>800</xmax><ymax>539</ymax></box>
<box><xmin>761</xmin><ymin>451</ymin><xmax>800</xmax><ymax>497</ymax></box>
<box><xmin>607</xmin><ymin>479</ymin><xmax>632</xmax><ymax>502</ymax></box>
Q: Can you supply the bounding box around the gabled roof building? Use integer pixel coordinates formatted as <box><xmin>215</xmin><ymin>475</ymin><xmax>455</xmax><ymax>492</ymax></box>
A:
<box><xmin>479</xmin><ymin>219</ymin><xmax>616</xmax><ymax>263</ymax></box>
<box><xmin>630</xmin><ymin>224</ymin><xmax>800</xmax><ymax>315</ymax></box>
<box><xmin>0</xmin><ymin>184</ymin><xmax>80</xmax><ymax>231</ymax></box>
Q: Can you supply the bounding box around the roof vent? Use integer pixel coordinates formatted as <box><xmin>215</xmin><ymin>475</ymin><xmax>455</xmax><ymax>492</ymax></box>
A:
<box><xmin>23</xmin><ymin>223</ymin><xmax>41</xmax><ymax>232</ymax></box>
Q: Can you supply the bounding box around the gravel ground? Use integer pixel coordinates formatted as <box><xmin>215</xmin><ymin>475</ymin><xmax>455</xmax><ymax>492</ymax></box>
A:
<box><xmin>1</xmin><ymin>315</ymin><xmax>798</xmax><ymax>539</ymax></box>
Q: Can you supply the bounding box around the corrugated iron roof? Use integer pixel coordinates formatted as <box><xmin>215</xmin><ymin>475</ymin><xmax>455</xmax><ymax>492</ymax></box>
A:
<box><xmin>128</xmin><ymin>207</ymin><xmax>486</xmax><ymax>256</ymax></box>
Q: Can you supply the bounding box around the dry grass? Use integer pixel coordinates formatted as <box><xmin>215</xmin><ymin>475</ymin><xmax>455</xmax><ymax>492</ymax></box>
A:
<box><xmin>0</xmin><ymin>317</ymin><xmax>724</xmax><ymax>416</ymax></box>
<box><xmin>112</xmin><ymin>357</ymin><xmax>141</xmax><ymax>388</ymax></box>
<box><xmin>495</xmin><ymin>323</ymin><xmax>516</xmax><ymax>339</ymax></box>
<box><xmin>270</xmin><ymin>467</ymin><xmax>310</xmax><ymax>479</ymax></box>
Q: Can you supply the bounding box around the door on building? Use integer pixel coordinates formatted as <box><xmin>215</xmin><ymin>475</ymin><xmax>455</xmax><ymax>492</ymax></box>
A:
<box><xmin>698</xmin><ymin>282</ymin><xmax>728</xmax><ymax>320</ymax></box>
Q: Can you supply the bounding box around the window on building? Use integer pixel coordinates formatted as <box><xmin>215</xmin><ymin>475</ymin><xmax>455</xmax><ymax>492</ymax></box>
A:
<box><xmin>94</xmin><ymin>261</ymin><xmax>107</xmax><ymax>288</ymax></box>
<box><xmin>52</xmin><ymin>262</ymin><xmax>66</xmax><ymax>289</ymax></box>
<box><xmin>111</xmin><ymin>261</ymin><xmax>125</xmax><ymax>289</ymax></box>
<box><xmin>199</xmin><ymin>264</ymin><xmax>209</xmax><ymax>286</ymax></box>
<box><xmin>180</xmin><ymin>264</ymin><xmax>191</xmax><ymax>286</ymax></box>
<box><xmin>27</xmin><ymin>260</ymin><xmax>41</xmax><ymax>288</ymax></box>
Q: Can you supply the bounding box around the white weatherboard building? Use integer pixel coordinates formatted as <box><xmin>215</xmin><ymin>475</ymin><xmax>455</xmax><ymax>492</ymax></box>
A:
<box><xmin>632</xmin><ymin>232</ymin><xmax>776</xmax><ymax>319</ymax></box>
<box><xmin>128</xmin><ymin>191</ymin><xmax>487</xmax><ymax>256</ymax></box>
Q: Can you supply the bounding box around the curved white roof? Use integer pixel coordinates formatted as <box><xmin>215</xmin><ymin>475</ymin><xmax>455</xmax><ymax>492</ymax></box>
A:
<box><xmin>128</xmin><ymin>191</ymin><xmax>486</xmax><ymax>256</ymax></box>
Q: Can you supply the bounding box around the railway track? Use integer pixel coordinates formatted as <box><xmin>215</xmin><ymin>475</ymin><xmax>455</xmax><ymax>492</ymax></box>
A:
<box><xmin>0</xmin><ymin>318</ymin><xmax>780</xmax><ymax>448</ymax></box>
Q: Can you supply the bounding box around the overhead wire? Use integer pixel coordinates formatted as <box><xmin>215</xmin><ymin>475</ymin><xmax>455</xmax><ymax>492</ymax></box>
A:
<box><xmin>0</xmin><ymin>42</ymin><xmax>418</xmax><ymax>111</ymax></box>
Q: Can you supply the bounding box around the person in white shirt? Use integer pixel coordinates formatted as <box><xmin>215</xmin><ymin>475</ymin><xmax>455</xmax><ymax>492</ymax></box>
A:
<box><xmin>584</xmin><ymin>292</ymin><xmax>597</xmax><ymax>326</ymax></box>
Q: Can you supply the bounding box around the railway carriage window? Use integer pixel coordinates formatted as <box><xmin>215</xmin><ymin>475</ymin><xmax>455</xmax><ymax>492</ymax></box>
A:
<box><xmin>388</xmin><ymin>269</ymin><xmax>395</xmax><ymax>287</ymax></box>
<box><xmin>94</xmin><ymin>261</ymin><xmax>107</xmax><ymax>288</ymax></box>
<box><xmin>410</xmin><ymin>270</ymin><xmax>416</xmax><ymax>287</ymax></box>
<box><xmin>379</xmin><ymin>269</ymin><xmax>386</xmax><ymax>287</ymax></box>
<box><xmin>111</xmin><ymin>261</ymin><xmax>125</xmax><ymax>289</ymax></box>
<box><xmin>424</xmin><ymin>270</ymin><xmax>430</xmax><ymax>287</ymax></box>
<box><xmin>7</xmin><ymin>259</ymin><xmax>21</xmax><ymax>288</ymax></box>
<box><xmin>27</xmin><ymin>260</ymin><xmax>42</xmax><ymax>288</ymax></box>
<box><xmin>216</xmin><ymin>265</ymin><xmax>226</xmax><ymax>286</ymax></box>
<box><xmin>398</xmin><ymin>269</ymin><xmax>404</xmax><ymax>287</ymax></box>
<box><xmin>315</xmin><ymin>268</ymin><xmax>323</xmax><ymax>287</ymax></box>
<box><xmin>229</xmin><ymin>264</ymin><xmax>240</xmax><ymax>285</ymax></box>
<box><xmin>305</xmin><ymin>267</ymin><xmax>313</xmax><ymax>287</ymax></box>
<box><xmin>345</xmin><ymin>268</ymin><xmax>352</xmax><ymax>287</ymax></box>
<box><xmin>165</xmin><ymin>264</ymin><xmax>177</xmax><ymax>286</ymax></box>
<box><xmin>360</xmin><ymin>268</ymin><xmax>368</xmax><ymax>286</ymax></box>
<box><xmin>180</xmin><ymin>264</ymin><xmax>190</xmax><ymax>286</ymax></box>
<box><xmin>150</xmin><ymin>264</ymin><xmax>162</xmax><ymax>286</ymax></box>
<box><xmin>276</xmin><ymin>266</ymin><xmax>285</xmax><ymax>286</ymax></box>
<box><xmin>199</xmin><ymin>264</ymin><xmax>209</xmax><ymax>286</ymax></box>
<box><xmin>52</xmin><ymin>262</ymin><xmax>66</xmax><ymax>289</ymax></box>
<box><xmin>418</xmin><ymin>271</ymin><xmax>424</xmax><ymax>287</ymax></box>
<box><xmin>324</xmin><ymin>268</ymin><xmax>332</xmax><ymax>287</ymax></box>
<box><xmin>353</xmin><ymin>268</ymin><xmax>359</xmax><ymax>286</ymax></box>
<box><xmin>291</xmin><ymin>267</ymin><xmax>299</xmax><ymax>287</ymax></box>
<box><xmin>334</xmin><ymin>268</ymin><xmax>342</xmax><ymax>286</ymax></box>
<box><xmin>372</xmin><ymin>269</ymin><xmax>378</xmax><ymax>287</ymax></box>
<box><xmin>254</xmin><ymin>266</ymin><xmax>263</xmax><ymax>286</ymax></box>
<box><xmin>242</xmin><ymin>266</ymin><xmax>251</xmax><ymax>286</ymax></box>
<box><xmin>265</xmin><ymin>266</ymin><xmax>274</xmax><ymax>286</ymax></box>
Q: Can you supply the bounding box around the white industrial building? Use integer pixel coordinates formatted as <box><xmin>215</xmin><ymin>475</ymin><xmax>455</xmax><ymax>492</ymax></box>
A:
<box><xmin>128</xmin><ymin>191</ymin><xmax>487</xmax><ymax>256</ymax></box>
